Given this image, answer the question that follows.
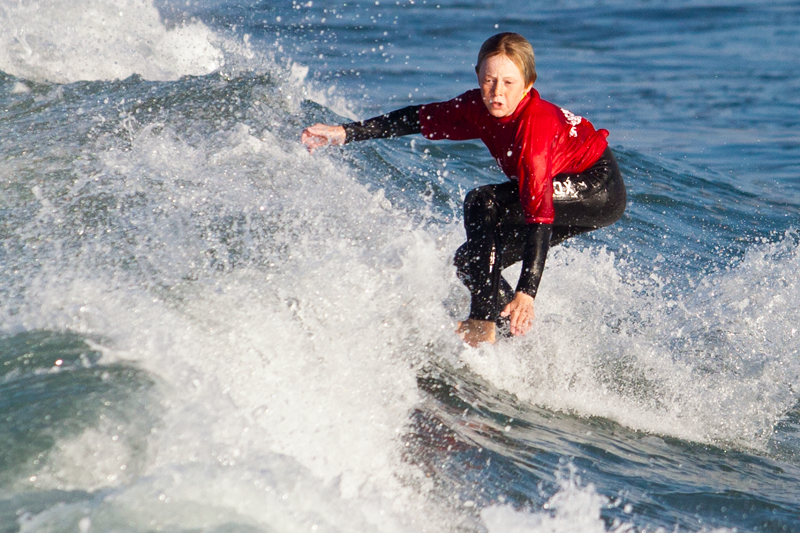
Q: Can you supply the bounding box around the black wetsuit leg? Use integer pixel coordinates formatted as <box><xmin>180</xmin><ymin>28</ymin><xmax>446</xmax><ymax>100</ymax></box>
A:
<box><xmin>454</xmin><ymin>147</ymin><xmax>626</xmax><ymax>322</ymax></box>
<box><xmin>453</xmin><ymin>184</ymin><xmax>519</xmax><ymax>322</ymax></box>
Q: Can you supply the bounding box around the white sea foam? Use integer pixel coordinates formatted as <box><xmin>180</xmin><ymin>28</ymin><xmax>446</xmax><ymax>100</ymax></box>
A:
<box><xmin>459</xmin><ymin>234</ymin><xmax>800</xmax><ymax>449</ymax></box>
<box><xmin>5</xmin><ymin>115</ymin><xmax>464</xmax><ymax>531</ymax></box>
<box><xmin>0</xmin><ymin>0</ymin><xmax>223</xmax><ymax>82</ymax></box>
<box><xmin>481</xmin><ymin>472</ymin><xmax>617</xmax><ymax>533</ymax></box>
<box><xmin>480</xmin><ymin>464</ymin><xmax>737</xmax><ymax>533</ymax></box>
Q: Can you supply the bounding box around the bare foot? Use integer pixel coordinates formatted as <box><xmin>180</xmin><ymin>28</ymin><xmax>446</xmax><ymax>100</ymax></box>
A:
<box><xmin>456</xmin><ymin>319</ymin><xmax>496</xmax><ymax>347</ymax></box>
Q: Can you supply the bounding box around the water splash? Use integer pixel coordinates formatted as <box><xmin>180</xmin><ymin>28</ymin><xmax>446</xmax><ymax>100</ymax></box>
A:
<box><xmin>459</xmin><ymin>231</ymin><xmax>800</xmax><ymax>449</ymax></box>
<box><xmin>0</xmin><ymin>0</ymin><xmax>222</xmax><ymax>82</ymax></box>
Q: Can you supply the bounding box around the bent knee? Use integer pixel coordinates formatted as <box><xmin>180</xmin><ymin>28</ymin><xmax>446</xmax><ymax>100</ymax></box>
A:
<box><xmin>463</xmin><ymin>186</ymin><xmax>497</xmax><ymax>212</ymax></box>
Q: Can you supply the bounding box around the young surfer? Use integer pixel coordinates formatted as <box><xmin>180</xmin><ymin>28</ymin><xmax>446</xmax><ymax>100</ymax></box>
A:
<box><xmin>301</xmin><ymin>32</ymin><xmax>626</xmax><ymax>347</ymax></box>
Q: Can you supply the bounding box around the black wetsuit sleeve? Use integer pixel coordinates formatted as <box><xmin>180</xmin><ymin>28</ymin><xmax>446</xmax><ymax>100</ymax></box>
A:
<box><xmin>515</xmin><ymin>223</ymin><xmax>552</xmax><ymax>298</ymax></box>
<box><xmin>341</xmin><ymin>105</ymin><xmax>422</xmax><ymax>143</ymax></box>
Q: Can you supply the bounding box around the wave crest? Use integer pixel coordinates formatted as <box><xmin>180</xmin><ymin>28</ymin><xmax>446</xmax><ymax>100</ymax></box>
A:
<box><xmin>0</xmin><ymin>0</ymin><xmax>223</xmax><ymax>83</ymax></box>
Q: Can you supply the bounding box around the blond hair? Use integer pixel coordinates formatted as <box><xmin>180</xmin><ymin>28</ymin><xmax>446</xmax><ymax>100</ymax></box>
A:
<box><xmin>475</xmin><ymin>33</ymin><xmax>537</xmax><ymax>87</ymax></box>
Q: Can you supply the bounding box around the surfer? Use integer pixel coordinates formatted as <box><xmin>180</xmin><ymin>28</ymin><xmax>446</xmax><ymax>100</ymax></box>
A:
<box><xmin>301</xmin><ymin>32</ymin><xmax>626</xmax><ymax>347</ymax></box>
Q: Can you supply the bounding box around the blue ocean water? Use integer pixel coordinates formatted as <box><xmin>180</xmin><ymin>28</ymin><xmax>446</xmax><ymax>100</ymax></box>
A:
<box><xmin>1</xmin><ymin>0</ymin><xmax>799</xmax><ymax>531</ymax></box>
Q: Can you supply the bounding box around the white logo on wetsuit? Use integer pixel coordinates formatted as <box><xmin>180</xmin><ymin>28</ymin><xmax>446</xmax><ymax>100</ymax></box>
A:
<box><xmin>560</xmin><ymin>108</ymin><xmax>582</xmax><ymax>138</ymax></box>
<box><xmin>552</xmin><ymin>177</ymin><xmax>588</xmax><ymax>199</ymax></box>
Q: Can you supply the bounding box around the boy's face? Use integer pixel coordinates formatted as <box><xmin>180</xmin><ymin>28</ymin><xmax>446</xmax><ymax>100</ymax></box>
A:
<box><xmin>477</xmin><ymin>54</ymin><xmax>532</xmax><ymax>118</ymax></box>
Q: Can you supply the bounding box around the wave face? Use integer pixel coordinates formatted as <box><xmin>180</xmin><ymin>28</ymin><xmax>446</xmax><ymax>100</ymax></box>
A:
<box><xmin>1</xmin><ymin>1</ymin><xmax>800</xmax><ymax>532</ymax></box>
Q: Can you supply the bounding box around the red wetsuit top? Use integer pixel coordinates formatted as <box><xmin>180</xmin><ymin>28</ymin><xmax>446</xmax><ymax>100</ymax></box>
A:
<box><xmin>418</xmin><ymin>88</ymin><xmax>609</xmax><ymax>224</ymax></box>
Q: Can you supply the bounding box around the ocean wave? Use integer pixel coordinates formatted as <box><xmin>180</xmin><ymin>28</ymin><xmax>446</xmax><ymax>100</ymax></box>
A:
<box><xmin>0</xmin><ymin>0</ymin><xmax>223</xmax><ymax>83</ymax></box>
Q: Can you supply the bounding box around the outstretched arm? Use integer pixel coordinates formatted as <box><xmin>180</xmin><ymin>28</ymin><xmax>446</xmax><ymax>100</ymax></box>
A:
<box><xmin>301</xmin><ymin>106</ymin><xmax>421</xmax><ymax>152</ymax></box>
